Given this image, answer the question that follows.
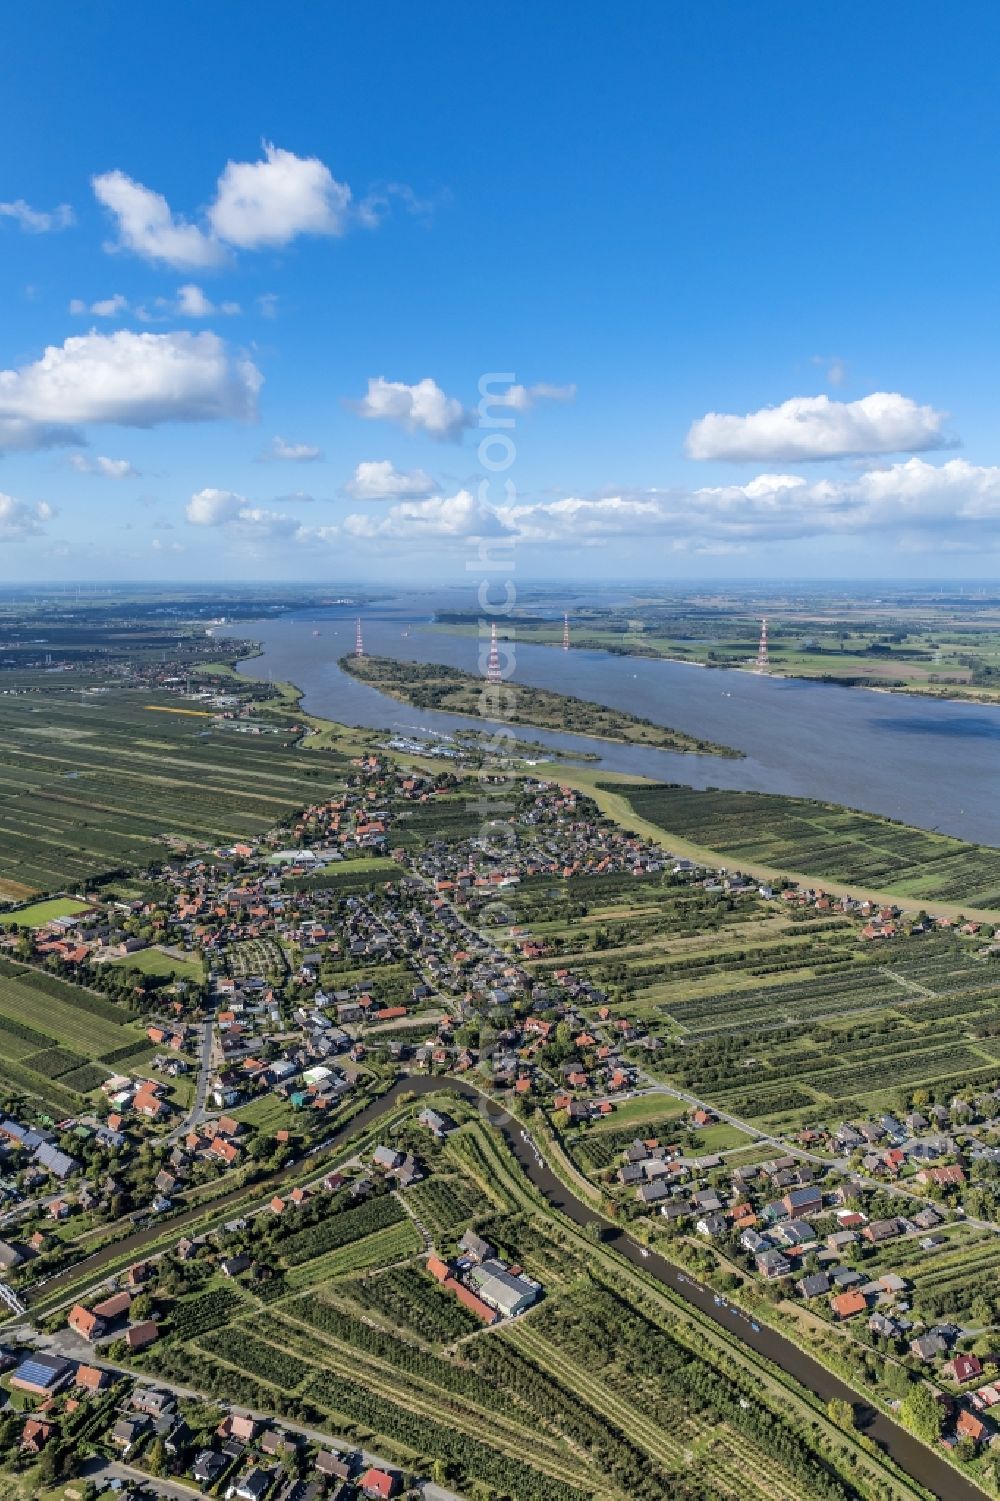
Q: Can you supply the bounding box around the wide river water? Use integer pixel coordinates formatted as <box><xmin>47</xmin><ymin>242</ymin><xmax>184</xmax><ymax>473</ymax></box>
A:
<box><xmin>222</xmin><ymin>590</ymin><xmax>1000</xmax><ymax>846</ymax></box>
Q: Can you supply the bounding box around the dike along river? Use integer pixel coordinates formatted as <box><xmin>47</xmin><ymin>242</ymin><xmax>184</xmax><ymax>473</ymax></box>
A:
<box><xmin>29</xmin><ymin>1076</ymin><xmax>983</xmax><ymax>1501</ymax></box>
<box><xmin>224</xmin><ymin>601</ymin><xmax>1000</xmax><ymax>845</ymax></box>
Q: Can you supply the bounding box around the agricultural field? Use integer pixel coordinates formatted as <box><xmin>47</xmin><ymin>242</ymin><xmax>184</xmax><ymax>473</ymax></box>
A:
<box><xmin>0</xmin><ymin>684</ymin><xmax>352</xmax><ymax>896</ymax></box>
<box><xmin>389</xmin><ymin>792</ymin><xmax>492</xmax><ymax>849</ymax></box>
<box><xmin>514</xmin><ymin>869</ymin><xmax>872</xmax><ymax>1026</ymax></box>
<box><xmin>849</xmin><ymin>1224</ymin><xmax>1000</xmax><ymax>1328</ymax></box>
<box><xmin>508</xmin><ymin>858</ymin><xmax>1000</xmax><ymax>1133</ymax></box>
<box><xmin>633</xmin><ymin>935</ymin><xmax>1000</xmax><ymax>1129</ymax></box>
<box><xmin>607</xmin><ymin>783</ymin><xmax>1000</xmax><ymax>908</ymax></box>
<box><xmin>137</xmin><ymin>1107</ymin><xmax>904</xmax><ymax>1501</ymax></box>
<box><xmin>404</xmin><ymin>1170</ymin><xmax>485</xmax><ymax>1238</ymax></box>
<box><xmin>0</xmin><ymin>958</ymin><xmax>149</xmax><ymax>1113</ymax></box>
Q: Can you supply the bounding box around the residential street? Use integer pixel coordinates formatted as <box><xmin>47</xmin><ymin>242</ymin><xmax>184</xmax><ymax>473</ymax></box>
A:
<box><xmin>166</xmin><ymin>1020</ymin><xmax>216</xmax><ymax>1145</ymax></box>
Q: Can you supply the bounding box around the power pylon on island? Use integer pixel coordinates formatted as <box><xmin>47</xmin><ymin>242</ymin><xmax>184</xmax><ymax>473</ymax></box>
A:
<box><xmin>355</xmin><ymin>618</ymin><xmax>365</xmax><ymax>659</ymax></box>
<box><xmin>563</xmin><ymin>613</ymin><xmax>570</xmax><ymax>650</ymax></box>
<box><xmin>486</xmin><ymin>621</ymin><xmax>503</xmax><ymax>683</ymax></box>
<box><xmin>755</xmin><ymin>617</ymin><xmax>769</xmax><ymax>673</ymax></box>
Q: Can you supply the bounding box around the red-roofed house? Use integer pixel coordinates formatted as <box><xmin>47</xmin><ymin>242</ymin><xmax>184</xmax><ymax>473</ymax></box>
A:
<box><xmin>21</xmin><ymin>1418</ymin><xmax>53</xmax><ymax>1453</ymax></box>
<box><xmin>949</xmin><ymin>1353</ymin><xmax>983</xmax><ymax>1386</ymax></box>
<box><xmin>426</xmin><ymin>1255</ymin><xmax>450</xmax><ymax>1283</ymax></box>
<box><xmin>125</xmin><ymin>1321</ymin><xmax>159</xmax><ymax>1351</ymax></box>
<box><xmin>68</xmin><ymin>1304</ymin><xmax>104</xmax><ymax>1341</ymax></box>
<box><xmin>133</xmin><ymin>1088</ymin><xmax>168</xmax><ymax>1120</ymax></box>
<box><xmin>93</xmin><ymin>1291</ymin><xmax>131</xmax><ymax>1321</ymax></box>
<box><xmin>444</xmin><ymin>1276</ymin><xmax>497</xmax><ymax>1325</ymax></box>
<box><xmin>957</xmin><ymin>1409</ymin><xmax>987</xmax><ymax>1444</ymax></box>
<box><xmin>832</xmin><ymin>1291</ymin><xmax>867</xmax><ymax>1319</ymax></box>
<box><xmin>360</xmin><ymin>1466</ymin><xmax>399</xmax><ymax>1499</ymax></box>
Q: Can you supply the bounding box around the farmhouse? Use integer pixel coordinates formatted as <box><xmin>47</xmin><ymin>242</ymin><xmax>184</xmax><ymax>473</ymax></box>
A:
<box><xmin>862</xmin><ymin>1217</ymin><xmax>901</xmax><ymax>1244</ymax></box>
<box><xmin>418</xmin><ymin>1107</ymin><xmax>456</xmax><ymax>1137</ymax></box>
<box><xmin>10</xmin><ymin>1352</ymin><xmax>73</xmax><ymax>1395</ymax></box>
<box><xmin>957</xmin><ymin>1409</ymin><xmax>988</xmax><ymax>1446</ymax></box>
<box><xmin>911</xmin><ymin>1332</ymin><xmax>948</xmax><ymax>1361</ymax></box>
<box><xmin>458</xmin><ymin>1230</ymin><xmax>496</xmax><ymax>1263</ymax></box>
<box><xmin>228</xmin><ymin>1466</ymin><xmax>275</xmax><ymax>1500</ymax></box>
<box><xmin>93</xmin><ymin>1290</ymin><xmax>132</xmax><ymax>1322</ymax></box>
<box><xmin>111</xmin><ymin>1416</ymin><xmax>148</xmax><ymax>1456</ymax></box>
<box><xmin>68</xmin><ymin>1303</ymin><xmax>105</xmax><ymax>1340</ymax></box>
<box><xmin>467</xmin><ymin>1257</ymin><xmax>540</xmax><ymax>1318</ymax></box>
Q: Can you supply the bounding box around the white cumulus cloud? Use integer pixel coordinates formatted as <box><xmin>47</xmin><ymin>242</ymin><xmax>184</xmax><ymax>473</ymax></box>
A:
<box><xmin>0</xmin><ymin>495</ymin><xmax>52</xmax><ymax>537</ymax></box>
<box><xmin>93</xmin><ymin>144</ymin><xmax>385</xmax><ymax>268</ymax></box>
<box><xmin>263</xmin><ymin>435</ymin><xmax>324</xmax><ymax>463</ymax></box>
<box><xmin>174</xmin><ymin>283</ymin><xmax>241</xmax><ymax>317</ymax></box>
<box><xmin>189</xmin><ymin>457</ymin><xmax>1000</xmax><ymax>557</ymax></box>
<box><xmin>344</xmin><ymin>490</ymin><xmax>507</xmax><ymax>542</ymax></box>
<box><xmin>0</xmin><ymin>200</ymin><xmax>74</xmax><ymax>233</ymax></box>
<box><xmin>185</xmin><ymin>486</ymin><xmax>335</xmax><ymax>546</ymax></box>
<box><xmin>209</xmin><ymin>142</ymin><xmax>352</xmax><ymax>248</ymax></box>
<box><xmin>69</xmin><ymin>454</ymin><xmax>139</xmax><ymax>479</ymax></box>
<box><xmin>135</xmin><ymin>284</ymin><xmax>241</xmax><ymax>321</ymax></box>
<box><xmin>69</xmin><ymin>293</ymin><xmax>128</xmax><ymax>317</ymax></box>
<box><xmin>186</xmin><ymin>488</ymin><xmax>247</xmax><ymax>526</ymax></box>
<box><xmin>497</xmin><ymin>459</ymin><xmax>1000</xmax><ymax>550</ymax></box>
<box><xmin>352</xmin><ymin>377</ymin><xmax>472</xmax><ymax>441</ymax></box>
<box><xmin>343</xmin><ymin>460</ymin><xmax>436</xmax><ymax>501</ymax></box>
<box><xmin>491</xmin><ymin>382</ymin><xmax>577</xmax><ymax>412</ymax></box>
<box><xmin>0</xmin><ymin>330</ymin><xmax>261</xmax><ymax>440</ymax></box>
<box><xmin>685</xmin><ymin>392</ymin><xmax>950</xmax><ymax>462</ymax></box>
<box><xmin>92</xmin><ymin>169</ymin><xmax>225</xmax><ymax>270</ymax></box>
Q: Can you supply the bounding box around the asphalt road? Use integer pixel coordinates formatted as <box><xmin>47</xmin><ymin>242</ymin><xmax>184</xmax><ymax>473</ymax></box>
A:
<box><xmin>166</xmin><ymin>1020</ymin><xmax>216</xmax><ymax>1145</ymax></box>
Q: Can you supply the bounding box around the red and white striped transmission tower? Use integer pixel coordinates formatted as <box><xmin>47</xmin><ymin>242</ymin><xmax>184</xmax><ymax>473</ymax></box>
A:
<box><xmin>355</xmin><ymin>617</ymin><xmax>365</xmax><ymax>659</ymax></box>
<box><xmin>563</xmin><ymin>613</ymin><xmax>570</xmax><ymax>651</ymax></box>
<box><xmin>486</xmin><ymin>621</ymin><xmax>503</xmax><ymax>683</ymax></box>
<box><xmin>755</xmin><ymin>616</ymin><xmax>769</xmax><ymax>673</ymax></box>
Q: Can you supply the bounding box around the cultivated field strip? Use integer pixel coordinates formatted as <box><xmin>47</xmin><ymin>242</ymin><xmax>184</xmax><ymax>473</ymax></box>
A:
<box><xmin>509</xmin><ymin>1322</ymin><xmax>691</xmax><ymax>1471</ymax></box>
<box><xmin>0</xmin><ymin>687</ymin><xmax>350</xmax><ymax>888</ymax></box>
<box><xmin>612</xmin><ymin>783</ymin><xmax>1000</xmax><ymax>906</ymax></box>
<box><xmin>265</xmin><ymin>1307</ymin><xmax>595</xmax><ymax>1484</ymax></box>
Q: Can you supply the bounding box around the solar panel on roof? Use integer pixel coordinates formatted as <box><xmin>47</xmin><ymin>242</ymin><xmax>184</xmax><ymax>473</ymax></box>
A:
<box><xmin>15</xmin><ymin>1357</ymin><xmax>64</xmax><ymax>1386</ymax></box>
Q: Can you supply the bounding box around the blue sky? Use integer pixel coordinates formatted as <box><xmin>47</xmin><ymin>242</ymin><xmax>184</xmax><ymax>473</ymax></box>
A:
<box><xmin>3</xmin><ymin>3</ymin><xmax>1000</xmax><ymax>582</ymax></box>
